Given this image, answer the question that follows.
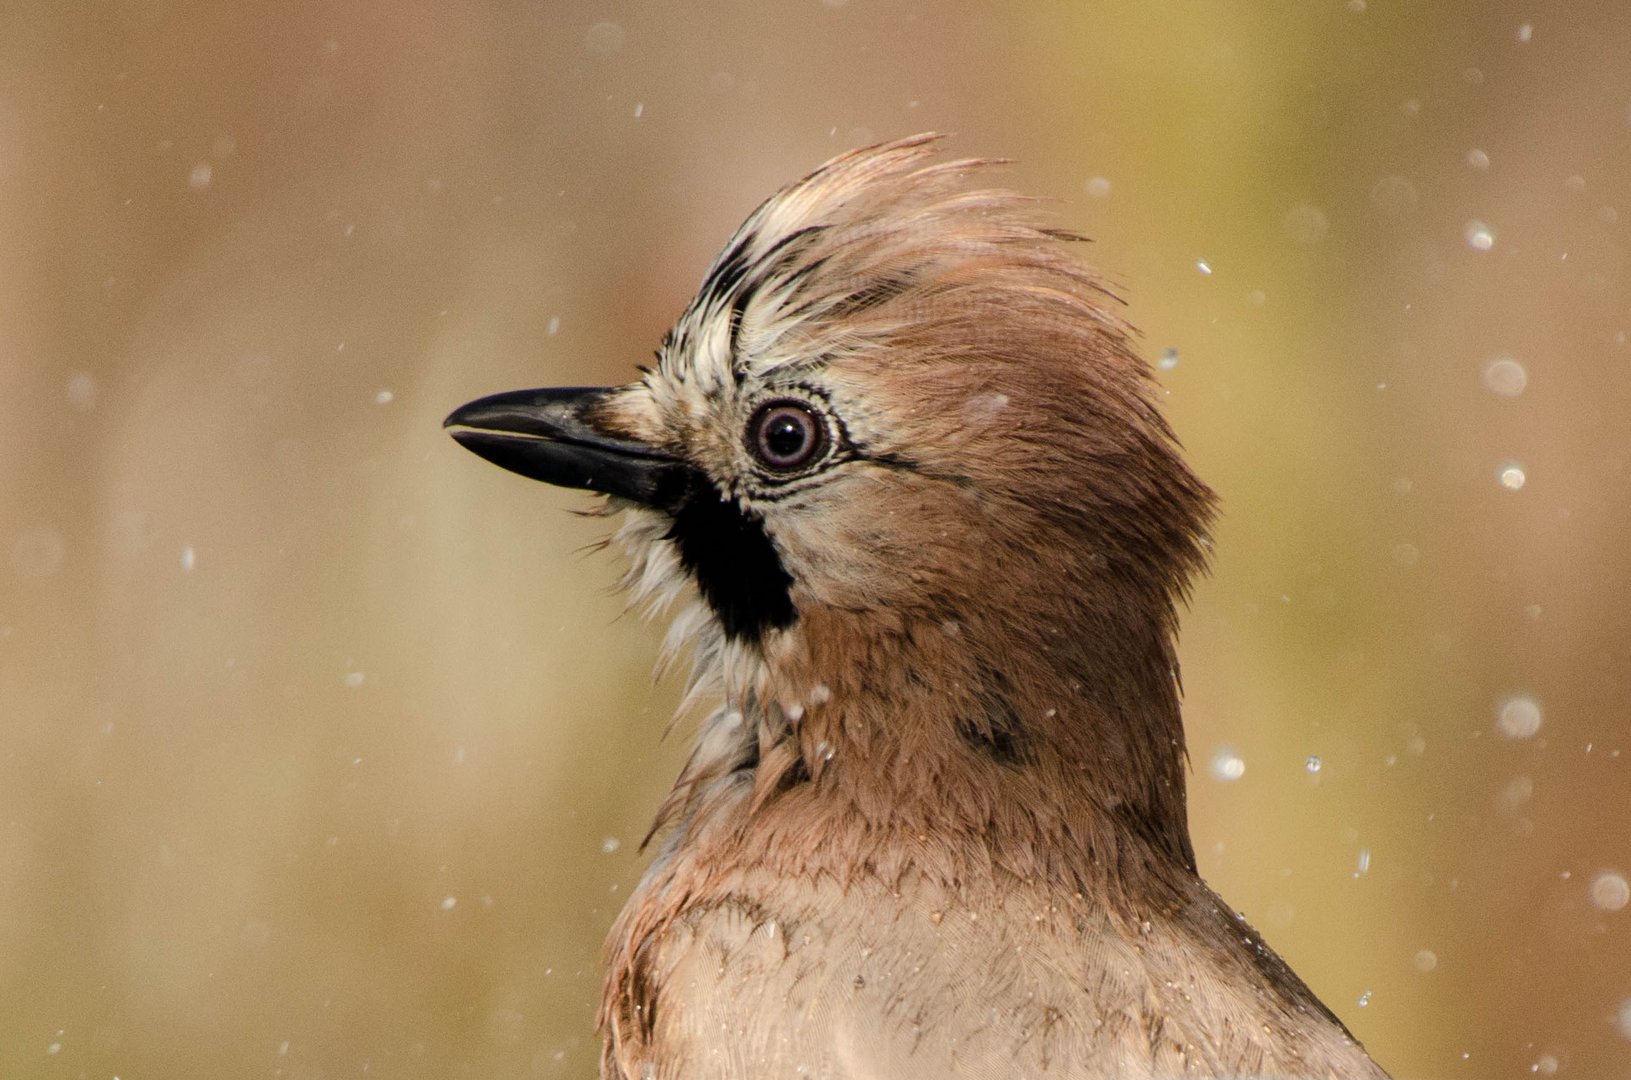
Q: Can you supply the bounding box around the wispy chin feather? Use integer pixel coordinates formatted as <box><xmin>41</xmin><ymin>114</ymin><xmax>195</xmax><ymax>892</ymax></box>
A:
<box><xmin>608</xmin><ymin>502</ymin><xmax>765</xmax><ymax>844</ymax></box>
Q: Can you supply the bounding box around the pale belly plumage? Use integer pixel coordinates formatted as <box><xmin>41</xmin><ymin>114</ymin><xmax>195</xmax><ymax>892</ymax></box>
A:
<box><xmin>613</xmin><ymin>873</ymin><xmax>1385</xmax><ymax>1080</ymax></box>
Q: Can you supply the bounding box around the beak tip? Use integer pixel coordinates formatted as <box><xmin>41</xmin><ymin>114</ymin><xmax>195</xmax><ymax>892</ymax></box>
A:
<box><xmin>442</xmin><ymin>387</ymin><xmax>684</xmax><ymax>508</ymax></box>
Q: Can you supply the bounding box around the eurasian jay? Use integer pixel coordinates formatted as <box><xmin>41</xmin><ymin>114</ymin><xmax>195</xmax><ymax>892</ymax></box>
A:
<box><xmin>447</xmin><ymin>135</ymin><xmax>1390</xmax><ymax>1080</ymax></box>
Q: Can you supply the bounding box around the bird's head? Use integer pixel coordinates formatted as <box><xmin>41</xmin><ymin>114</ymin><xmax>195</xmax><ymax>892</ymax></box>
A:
<box><xmin>448</xmin><ymin>137</ymin><xmax>1215</xmax><ymax>855</ymax></box>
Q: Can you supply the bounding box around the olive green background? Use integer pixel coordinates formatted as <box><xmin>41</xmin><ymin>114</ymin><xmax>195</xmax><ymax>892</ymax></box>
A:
<box><xmin>3</xmin><ymin>2</ymin><xmax>1628</xmax><ymax>1077</ymax></box>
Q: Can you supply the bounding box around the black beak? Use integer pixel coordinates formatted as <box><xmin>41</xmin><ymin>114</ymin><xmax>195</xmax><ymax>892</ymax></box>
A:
<box><xmin>444</xmin><ymin>387</ymin><xmax>689</xmax><ymax>508</ymax></box>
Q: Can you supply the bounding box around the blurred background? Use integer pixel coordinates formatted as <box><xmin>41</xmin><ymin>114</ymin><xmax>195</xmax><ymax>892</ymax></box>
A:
<box><xmin>2</xmin><ymin>1</ymin><xmax>1628</xmax><ymax>1077</ymax></box>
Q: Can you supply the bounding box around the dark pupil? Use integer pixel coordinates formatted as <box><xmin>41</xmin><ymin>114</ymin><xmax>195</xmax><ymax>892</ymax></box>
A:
<box><xmin>757</xmin><ymin>407</ymin><xmax>814</xmax><ymax>467</ymax></box>
<box><xmin>762</xmin><ymin>411</ymin><xmax>809</xmax><ymax>460</ymax></box>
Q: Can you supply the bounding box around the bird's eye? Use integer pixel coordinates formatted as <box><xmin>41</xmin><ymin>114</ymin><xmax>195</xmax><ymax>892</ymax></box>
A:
<box><xmin>747</xmin><ymin>400</ymin><xmax>828</xmax><ymax>472</ymax></box>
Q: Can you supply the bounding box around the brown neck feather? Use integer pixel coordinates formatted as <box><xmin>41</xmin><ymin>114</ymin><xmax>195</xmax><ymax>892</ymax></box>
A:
<box><xmin>718</xmin><ymin>569</ymin><xmax>1196</xmax><ymax>898</ymax></box>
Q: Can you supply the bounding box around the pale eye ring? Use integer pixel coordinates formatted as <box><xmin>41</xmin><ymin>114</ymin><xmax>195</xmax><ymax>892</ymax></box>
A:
<box><xmin>747</xmin><ymin>400</ymin><xmax>828</xmax><ymax>472</ymax></box>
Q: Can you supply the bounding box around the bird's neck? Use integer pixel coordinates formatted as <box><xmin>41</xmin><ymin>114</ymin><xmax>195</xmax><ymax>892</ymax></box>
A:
<box><xmin>689</xmin><ymin>602</ymin><xmax>1197</xmax><ymax>894</ymax></box>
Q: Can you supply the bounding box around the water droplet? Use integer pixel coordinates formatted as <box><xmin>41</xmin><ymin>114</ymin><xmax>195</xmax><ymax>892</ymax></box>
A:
<box><xmin>1498</xmin><ymin>462</ymin><xmax>1527</xmax><ymax>491</ymax></box>
<box><xmin>1499</xmin><ymin>775</ymin><xmax>1535</xmax><ymax>812</ymax></box>
<box><xmin>1531</xmin><ymin>1054</ymin><xmax>1558</xmax><ymax>1075</ymax></box>
<box><xmin>67</xmin><ymin>371</ymin><xmax>98</xmax><ymax>410</ymax></box>
<box><xmin>1209</xmin><ymin>748</ymin><xmax>1245</xmax><ymax>782</ymax></box>
<box><xmin>1157</xmin><ymin>348</ymin><xmax>1179</xmax><ymax>371</ymax></box>
<box><xmin>1516</xmin><ymin>23</ymin><xmax>1534</xmax><ymax>43</ymax></box>
<box><xmin>1357</xmin><ymin>989</ymin><xmax>1372</xmax><ymax>1007</ymax></box>
<box><xmin>180</xmin><ymin>545</ymin><xmax>197</xmax><ymax>573</ymax></box>
<box><xmin>1195</xmin><ymin>259</ymin><xmax>1213</xmax><ymax>275</ymax></box>
<box><xmin>1465</xmin><ymin>220</ymin><xmax>1495</xmax><ymax>251</ymax></box>
<box><xmin>46</xmin><ymin>1041</ymin><xmax>62</xmax><ymax>1055</ymax></box>
<box><xmin>1354</xmin><ymin>849</ymin><xmax>1372</xmax><ymax>877</ymax></box>
<box><xmin>600</xmin><ymin>836</ymin><xmax>621</xmax><ymax>854</ymax></box>
<box><xmin>440</xmin><ymin>896</ymin><xmax>457</xmax><ymax>911</ymax></box>
<box><xmin>1282</xmin><ymin>202</ymin><xmax>1329</xmax><ymax>247</ymax></box>
<box><xmin>1414</xmin><ymin>949</ymin><xmax>1438</xmax><ymax>972</ymax></box>
<box><xmin>962</xmin><ymin>391</ymin><xmax>1011</xmax><ymax>423</ymax></box>
<box><xmin>374</xmin><ymin>389</ymin><xmax>395</xmax><ymax>405</ymax></box>
<box><xmin>188</xmin><ymin>162</ymin><xmax>213</xmax><ymax>189</ymax></box>
<box><xmin>1466</xmin><ymin>148</ymin><xmax>1490</xmax><ymax>171</ymax></box>
<box><xmin>344</xmin><ymin>671</ymin><xmax>365</xmax><ymax>688</ymax></box>
<box><xmin>1482</xmin><ymin>357</ymin><xmax>1528</xmax><ymax>397</ymax></box>
<box><xmin>1370</xmin><ymin>175</ymin><xmax>1419</xmax><ymax>215</ymax></box>
<box><xmin>1084</xmin><ymin>176</ymin><xmax>1111</xmax><ymax>198</ymax></box>
<box><xmin>632</xmin><ymin>101</ymin><xmax>644</xmax><ymax>118</ymax></box>
<box><xmin>1617</xmin><ymin>998</ymin><xmax>1631</xmax><ymax>1040</ymax></box>
<box><xmin>1496</xmin><ymin>695</ymin><xmax>1543</xmax><ymax>739</ymax></box>
<box><xmin>1590</xmin><ymin>870</ymin><xmax>1629</xmax><ymax>912</ymax></box>
<box><xmin>584</xmin><ymin>21</ymin><xmax>625</xmax><ymax>55</ymax></box>
<box><xmin>815</xmin><ymin>740</ymin><xmax>835</xmax><ymax>763</ymax></box>
<box><xmin>546</xmin><ymin>315</ymin><xmax>561</xmax><ymax>336</ymax></box>
<box><xmin>1305</xmin><ymin>755</ymin><xmax>1322</xmax><ymax>774</ymax></box>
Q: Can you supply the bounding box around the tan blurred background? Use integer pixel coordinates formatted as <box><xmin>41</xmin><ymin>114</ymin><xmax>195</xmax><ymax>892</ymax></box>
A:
<box><xmin>3</xmin><ymin>1</ymin><xmax>1629</xmax><ymax>1077</ymax></box>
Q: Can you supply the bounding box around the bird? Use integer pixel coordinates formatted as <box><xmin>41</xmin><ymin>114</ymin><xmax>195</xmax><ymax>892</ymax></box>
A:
<box><xmin>445</xmin><ymin>134</ymin><xmax>1391</xmax><ymax>1080</ymax></box>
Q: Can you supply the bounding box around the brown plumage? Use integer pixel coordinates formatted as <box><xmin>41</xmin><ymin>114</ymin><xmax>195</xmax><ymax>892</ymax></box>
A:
<box><xmin>446</xmin><ymin>135</ymin><xmax>1390</xmax><ymax>1079</ymax></box>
